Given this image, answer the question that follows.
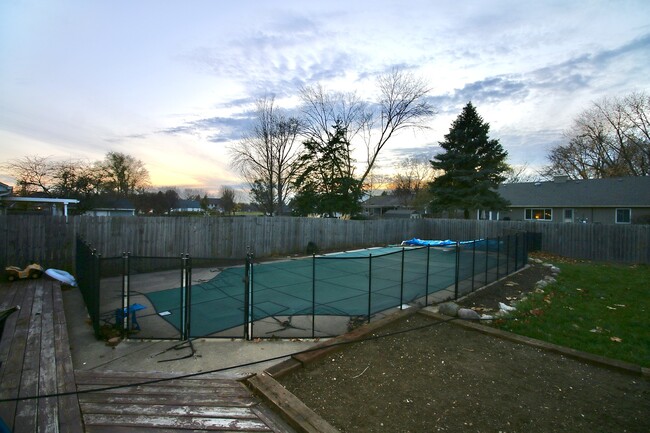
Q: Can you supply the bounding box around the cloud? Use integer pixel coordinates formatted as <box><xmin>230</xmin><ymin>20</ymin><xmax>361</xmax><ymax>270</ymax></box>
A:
<box><xmin>453</xmin><ymin>76</ymin><xmax>530</xmax><ymax>105</ymax></box>
<box><xmin>387</xmin><ymin>146</ymin><xmax>441</xmax><ymax>161</ymax></box>
<box><xmin>181</xmin><ymin>11</ymin><xmax>364</xmax><ymax>101</ymax></box>
<box><xmin>160</xmin><ymin>115</ymin><xmax>253</xmax><ymax>142</ymax></box>
<box><xmin>427</xmin><ymin>31</ymin><xmax>650</xmax><ymax>115</ymax></box>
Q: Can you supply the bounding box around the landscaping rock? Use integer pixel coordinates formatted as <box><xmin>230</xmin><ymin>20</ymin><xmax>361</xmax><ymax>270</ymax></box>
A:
<box><xmin>535</xmin><ymin>279</ymin><xmax>548</xmax><ymax>289</ymax></box>
<box><xmin>458</xmin><ymin>308</ymin><xmax>481</xmax><ymax>320</ymax></box>
<box><xmin>438</xmin><ymin>302</ymin><xmax>460</xmax><ymax>317</ymax></box>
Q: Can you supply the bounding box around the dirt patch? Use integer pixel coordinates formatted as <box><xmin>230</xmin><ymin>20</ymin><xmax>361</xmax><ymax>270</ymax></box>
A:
<box><xmin>279</xmin><ymin>259</ymin><xmax>650</xmax><ymax>433</ymax></box>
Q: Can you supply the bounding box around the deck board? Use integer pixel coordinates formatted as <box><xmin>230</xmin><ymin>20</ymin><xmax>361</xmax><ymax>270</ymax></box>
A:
<box><xmin>0</xmin><ymin>279</ymin><xmax>84</xmax><ymax>432</ymax></box>
<box><xmin>76</xmin><ymin>370</ymin><xmax>296</xmax><ymax>432</ymax></box>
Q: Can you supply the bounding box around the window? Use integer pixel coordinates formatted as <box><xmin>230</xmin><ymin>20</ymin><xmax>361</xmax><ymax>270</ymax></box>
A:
<box><xmin>525</xmin><ymin>208</ymin><xmax>553</xmax><ymax>221</ymax></box>
<box><xmin>563</xmin><ymin>209</ymin><xmax>574</xmax><ymax>223</ymax></box>
<box><xmin>616</xmin><ymin>208</ymin><xmax>631</xmax><ymax>224</ymax></box>
<box><xmin>478</xmin><ymin>210</ymin><xmax>500</xmax><ymax>220</ymax></box>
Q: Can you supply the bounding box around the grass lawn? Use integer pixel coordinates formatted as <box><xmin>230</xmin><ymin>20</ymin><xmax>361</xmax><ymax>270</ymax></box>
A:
<box><xmin>495</xmin><ymin>258</ymin><xmax>650</xmax><ymax>367</ymax></box>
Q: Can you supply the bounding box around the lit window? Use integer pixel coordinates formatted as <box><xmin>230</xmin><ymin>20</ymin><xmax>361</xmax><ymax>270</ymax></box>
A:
<box><xmin>616</xmin><ymin>208</ymin><xmax>631</xmax><ymax>224</ymax></box>
<box><xmin>525</xmin><ymin>208</ymin><xmax>553</xmax><ymax>221</ymax></box>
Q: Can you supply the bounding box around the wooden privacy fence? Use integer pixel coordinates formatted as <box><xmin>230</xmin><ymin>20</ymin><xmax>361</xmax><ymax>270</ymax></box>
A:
<box><xmin>1</xmin><ymin>215</ymin><xmax>649</xmax><ymax>270</ymax></box>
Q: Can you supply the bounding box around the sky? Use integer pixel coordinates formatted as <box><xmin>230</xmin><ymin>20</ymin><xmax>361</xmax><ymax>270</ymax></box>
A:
<box><xmin>1</xmin><ymin>0</ymin><xmax>649</xmax><ymax>197</ymax></box>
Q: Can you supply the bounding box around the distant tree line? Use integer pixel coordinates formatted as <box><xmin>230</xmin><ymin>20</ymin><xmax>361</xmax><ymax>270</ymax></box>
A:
<box><xmin>0</xmin><ymin>151</ymin><xmax>242</xmax><ymax>215</ymax></box>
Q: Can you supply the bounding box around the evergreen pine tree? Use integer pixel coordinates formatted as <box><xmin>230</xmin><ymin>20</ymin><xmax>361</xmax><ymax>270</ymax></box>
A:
<box><xmin>429</xmin><ymin>102</ymin><xmax>510</xmax><ymax>219</ymax></box>
<box><xmin>292</xmin><ymin>121</ymin><xmax>363</xmax><ymax>217</ymax></box>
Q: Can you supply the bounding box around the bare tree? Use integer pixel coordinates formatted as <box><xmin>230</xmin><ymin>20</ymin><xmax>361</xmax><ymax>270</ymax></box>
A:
<box><xmin>300</xmin><ymin>68</ymin><xmax>436</xmax><ymax>190</ymax></box>
<box><xmin>389</xmin><ymin>155</ymin><xmax>438</xmax><ymax>206</ymax></box>
<box><xmin>365</xmin><ymin>165</ymin><xmax>391</xmax><ymax>196</ymax></box>
<box><xmin>392</xmin><ymin>155</ymin><xmax>438</xmax><ymax>191</ymax></box>
<box><xmin>98</xmin><ymin>151</ymin><xmax>151</xmax><ymax>196</ymax></box>
<box><xmin>362</xmin><ymin>69</ymin><xmax>436</xmax><ymax>183</ymax></box>
<box><xmin>545</xmin><ymin>91</ymin><xmax>650</xmax><ymax>179</ymax></box>
<box><xmin>229</xmin><ymin>96</ymin><xmax>302</xmax><ymax>215</ymax></box>
<box><xmin>502</xmin><ymin>163</ymin><xmax>541</xmax><ymax>183</ymax></box>
<box><xmin>183</xmin><ymin>188</ymin><xmax>207</xmax><ymax>200</ymax></box>
<box><xmin>1</xmin><ymin>155</ymin><xmax>56</xmax><ymax>195</ymax></box>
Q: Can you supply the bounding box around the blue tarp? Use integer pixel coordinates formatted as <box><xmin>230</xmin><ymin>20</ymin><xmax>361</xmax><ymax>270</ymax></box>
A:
<box><xmin>402</xmin><ymin>238</ymin><xmax>470</xmax><ymax>247</ymax></box>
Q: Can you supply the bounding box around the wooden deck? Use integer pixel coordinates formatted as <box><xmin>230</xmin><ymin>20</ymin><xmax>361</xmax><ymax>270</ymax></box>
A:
<box><xmin>0</xmin><ymin>279</ymin><xmax>83</xmax><ymax>432</ymax></box>
<box><xmin>75</xmin><ymin>370</ymin><xmax>294</xmax><ymax>432</ymax></box>
<box><xmin>0</xmin><ymin>279</ymin><xmax>296</xmax><ymax>432</ymax></box>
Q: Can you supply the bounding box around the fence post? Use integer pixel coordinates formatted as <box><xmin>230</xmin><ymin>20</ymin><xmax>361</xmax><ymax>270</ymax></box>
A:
<box><xmin>243</xmin><ymin>252</ymin><xmax>252</xmax><ymax>341</ymax></box>
<box><xmin>92</xmin><ymin>249</ymin><xmax>101</xmax><ymax>338</ymax></box>
<box><xmin>471</xmin><ymin>240</ymin><xmax>476</xmax><ymax>293</ymax></box>
<box><xmin>454</xmin><ymin>241</ymin><xmax>460</xmax><ymax>299</ymax></box>
<box><xmin>514</xmin><ymin>233</ymin><xmax>519</xmax><ymax>270</ymax></box>
<box><xmin>496</xmin><ymin>236</ymin><xmax>501</xmax><ymax>280</ymax></box>
<box><xmin>186</xmin><ymin>254</ymin><xmax>192</xmax><ymax>339</ymax></box>
<box><xmin>400</xmin><ymin>248</ymin><xmax>405</xmax><ymax>309</ymax></box>
<box><xmin>367</xmin><ymin>254</ymin><xmax>372</xmax><ymax>324</ymax></box>
<box><xmin>523</xmin><ymin>231</ymin><xmax>529</xmax><ymax>266</ymax></box>
<box><xmin>425</xmin><ymin>246</ymin><xmax>430</xmax><ymax>306</ymax></box>
<box><xmin>505</xmin><ymin>235</ymin><xmax>510</xmax><ymax>275</ymax></box>
<box><xmin>249</xmin><ymin>252</ymin><xmax>254</xmax><ymax>339</ymax></box>
<box><xmin>180</xmin><ymin>253</ymin><xmax>188</xmax><ymax>341</ymax></box>
<box><xmin>312</xmin><ymin>253</ymin><xmax>316</xmax><ymax>339</ymax></box>
<box><xmin>484</xmin><ymin>237</ymin><xmax>489</xmax><ymax>286</ymax></box>
<box><xmin>121</xmin><ymin>252</ymin><xmax>130</xmax><ymax>335</ymax></box>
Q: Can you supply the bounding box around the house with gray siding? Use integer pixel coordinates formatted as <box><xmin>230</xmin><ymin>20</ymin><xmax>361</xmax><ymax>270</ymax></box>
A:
<box><xmin>495</xmin><ymin>176</ymin><xmax>650</xmax><ymax>224</ymax></box>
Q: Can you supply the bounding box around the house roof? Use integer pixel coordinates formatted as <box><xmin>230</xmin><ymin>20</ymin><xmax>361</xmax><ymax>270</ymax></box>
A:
<box><xmin>384</xmin><ymin>209</ymin><xmax>419</xmax><ymax>216</ymax></box>
<box><xmin>498</xmin><ymin>176</ymin><xmax>650</xmax><ymax>208</ymax></box>
<box><xmin>361</xmin><ymin>195</ymin><xmax>404</xmax><ymax>208</ymax></box>
<box><xmin>90</xmin><ymin>197</ymin><xmax>135</xmax><ymax>210</ymax></box>
<box><xmin>0</xmin><ymin>182</ymin><xmax>13</xmax><ymax>197</ymax></box>
<box><xmin>175</xmin><ymin>199</ymin><xmax>201</xmax><ymax>209</ymax></box>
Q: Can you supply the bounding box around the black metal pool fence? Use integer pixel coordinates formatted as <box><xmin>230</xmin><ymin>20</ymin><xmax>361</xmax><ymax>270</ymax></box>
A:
<box><xmin>76</xmin><ymin>232</ymin><xmax>532</xmax><ymax>340</ymax></box>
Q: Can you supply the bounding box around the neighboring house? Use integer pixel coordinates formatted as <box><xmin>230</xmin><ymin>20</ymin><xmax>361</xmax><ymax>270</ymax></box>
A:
<box><xmin>383</xmin><ymin>209</ymin><xmax>421</xmax><ymax>219</ymax></box>
<box><xmin>496</xmin><ymin>176</ymin><xmax>650</xmax><ymax>224</ymax></box>
<box><xmin>206</xmin><ymin>198</ymin><xmax>224</xmax><ymax>213</ymax></box>
<box><xmin>0</xmin><ymin>182</ymin><xmax>12</xmax><ymax>197</ymax></box>
<box><xmin>0</xmin><ymin>184</ymin><xmax>80</xmax><ymax>217</ymax></box>
<box><xmin>86</xmin><ymin>198</ymin><xmax>136</xmax><ymax>217</ymax></box>
<box><xmin>171</xmin><ymin>199</ymin><xmax>202</xmax><ymax>213</ymax></box>
<box><xmin>0</xmin><ymin>182</ymin><xmax>13</xmax><ymax>215</ymax></box>
<box><xmin>361</xmin><ymin>194</ymin><xmax>407</xmax><ymax>218</ymax></box>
